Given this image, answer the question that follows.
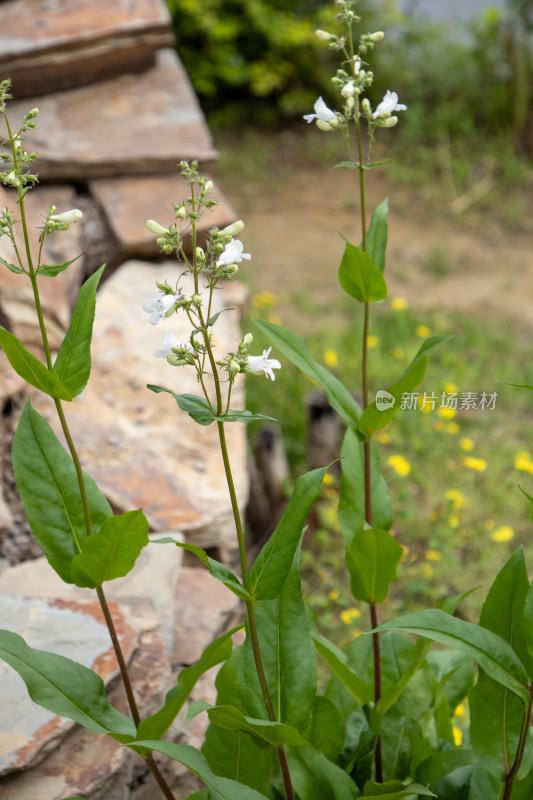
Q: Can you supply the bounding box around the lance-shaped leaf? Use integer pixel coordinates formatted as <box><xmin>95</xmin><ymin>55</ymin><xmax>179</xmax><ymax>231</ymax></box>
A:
<box><xmin>376</xmin><ymin>609</ymin><xmax>530</xmax><ymax>704</ymax></box>
<box><xmin>346</xmin><ymin>526</ymin><xmax>402</xmax><ymax>604</ymax></box>
<box><xmin>313</xmin><ymin>631</ymin><xmax>372</xmax><ymax>706</ymax></box>
<box><xmin>358</xmin><ymin>335</ymin><xmax>453</xmax><ymax>437</ymax></box>
<box><xmin>286</xmin><ymin>743</ymin><xmax>361</xmax><ymax>800</ymax></box>
<box><xmin>362</xmin><ymin>781</ymin><xmax>435</xmax><ymax>799</ymax></box>
<box><xmin>191</xmin><ymin>702</ymin><xmax>307</xmax><ymax>748</ymax></box>
<box><xmin>243</xmin><ymin>557</ymin><xmax>318</xmax><ymax>733</ymax></box>
<box><xmin>12</xmin><ymin>400</ymin><xmax>112</xmax><ymax>583</ymax></box>
<box><xmin>250</xmin><ymin>466</ymin><xmax>326</xmax><ymax>600</ymax></box>
<box><xmin>0</xmin><ymin>630</ymin><xmax>136</xmax><ymax>740</ymax></box>
<box><xmin>0</xmin><ymin>255</ymin><xmax>26</xmax><ymax>273</ymax></box>
<box><xmin>338</xmin><ymin>430</ymin><xmax>392</xmax><ymax>544</ymax></box>
<box><xmin>153</xmin><ymin>538</ymin><xmax>253</xmax><ymax>603</ymax></box>
<box><xmin>338</xmin><ymin>242</ymin><xmax>388</xmax><ymax>303</ymax></box>
<box><xmin>366</xmin><ymin>198</ymin><xmax>388</xmax><ymax>273</ymax></box>
<box><xmin>53</xmin><ymin>264</ymin><xmax>105</xmax><ymax>398</ymax></box>
<box><xmin>0</xmin><ymin>327</ymin><xmax>72</xmax><ymax>400</ymax></box>
<box><xmin>70</xmin><ymin>509</ymin><xmax>149</xmax><ymax>588</ymax></box>
<box><xmin>129</xmin><ymin>741</ymin><xmax>270</xmax><ymax>799</ymax></box>
<box><xmin>137</xmin><ymin>626</ymin><xmax>240</xmax><ymax>741</ymax></box>
<box><xmin>253</xmin><ymin>320</ymin><xmax>362</xmax><ymax>430</ymax></box>
<box><xmin>147</xmin><ymin>387</ymin><xmax>277</xmax><ymax>426</ymax></box>
<box><xmin>37</xmin><ymin>255</ymin><xmax>81</xmax><ymax>277</ymax></box>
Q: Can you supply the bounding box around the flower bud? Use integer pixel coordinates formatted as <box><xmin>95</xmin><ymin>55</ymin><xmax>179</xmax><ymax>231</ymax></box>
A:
<box><xmin>156</xmin><ymin>237</ymin><xmax>168</xmax><ymax>248</ymax></box>
<box><xmin>204</xmin><ymin>180</ymin><xmax>214</xmax><ymax>193</ymax></box>
<box><xmin>242</xmin><ymin>333</ymin><xmax>253</xmax><ymax>347</ymax></box>
<box><xmin>341</xmin><ymin>81</ymin><xmax>355</xmax><ymax>98</ymax></box>
<box><xmin>382</xmin><ymin>115</ymin><xmax>398</xmax><ymax>128</ymax></box>
<box><xmin>228</xmin><ymin>359</ymin><xmax>241</xmax><ymax>374</ymax></box>
<box><xmin>195</xmin><ymin>246</ymin><xmax>205</xmax><ymax>262</ymax></box>
<box><xmin>315</xmin><ymin>29</ymin><xmax>333</xmax><ymax>41</ymax></box>
<box><xmin>220</xmin><ymin>219</ymin><xmax>245</xmax><ymax>237</ymax></box>
<box><xmin>368</xmin><ymin>31</ymin><xmax>384</xmax><ymax>42</ymax></box>
<box><xmin>316</xmin><ymin>119</ymin><xmax>334</xmax><ymax>132</ymax></box>
<box><xmin>28</xmin><ymin>108</ymin><xmax>39</xmax><ymax>118</ymax></box>
<box><xmin>192</xmin><ymin>293</ymin><xmax>202</xmax><ymax>307</ymax></box>
<box><xmin>146</xmin><ymin>219</ymin><xmax>169</xmax><ymax>235</ymax></box>
<box><xmin>167</xmin><ymin>354</ymin><xmax>188</xmax><ymax>367</ymax></box>
<box><xmin>361</xmin><ymin>98</ymin><xmax>371</xmax><ymax>115</ymax></box>
<box><xmin>51</xmin><ymin>209</ymin><xmax>83</xmax><ymax>223</ymax></box>
<box><xmin>176</xmin><ymin>205</ymin><xmax>187</xmax><ymax>220</ymax></box>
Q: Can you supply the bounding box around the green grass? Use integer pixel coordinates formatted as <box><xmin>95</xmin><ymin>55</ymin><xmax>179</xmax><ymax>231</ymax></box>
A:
<box><xmin>245</xmin><ymin>290</ymin><xmax>533</xmax><ymax>647</ymax></box>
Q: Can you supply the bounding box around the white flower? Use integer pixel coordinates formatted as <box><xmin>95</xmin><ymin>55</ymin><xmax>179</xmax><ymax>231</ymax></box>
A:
<box><xmin>216</xmin><ymin>238</ymin><xmax>251</xmax><ymax>267</ymax></box>
<box><xmin>154</xmin><ymin>331</ymin><xmax>190</xmax><ymax>358</ymax></box>
<box><xmin>146</xmin><ymin>219</ymin><xmax>169</xmax><ymax>235</ymax></box>
<box><xmin>220</xmin><ymin>219</ymin><xmax>245</xmax><ymax>237</ymax></box>
<box><xmin>142</xmin><ymin>292</ymin><xmax>180</xmax><ymax>325</ymax></box>
<box><xmin>303</xmin><ymin>97</ymin><xmax>337</xmax><ymax>126</ymax></box>
<box><xmin>50</xmin><ymin>209</ymin><xmax>83</xmax><ymax>224</ymax></box>
<box><xmin>341</xmin><ymin>81</ymin><xmax>355</xmax><ymax>98</ymax></box>
<box><xmin>246</xmin><ymin>347</ymin><xmax>281</xmax><ymax>381</ymax></box>
<box><xmin>372</xmin><ymin>90</ymin><xmax>407</xmax><ymax>119</ymax></box>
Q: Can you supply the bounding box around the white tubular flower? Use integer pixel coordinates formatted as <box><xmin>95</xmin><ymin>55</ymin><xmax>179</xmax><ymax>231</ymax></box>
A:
<box><xmin>142</xmin><ymin>292</ymin><xmax>180</xmax><ymax>325</ymax></box>
<box><xmin>303</xmin><ymin>97</ymin><xmax>337</xmax><ymax>127</ymax></box>
<box><xmin>154</xmin><ymin>331</ymin><xmax>190</xmax><ymax>358</ymax></box>
<box><xmin>341</xmin><ymin>80</ymin><xmax>355</xmax><ymax>98</ymax></box>
<box><xmin>220</xmin><ymin>219</ymin><xmax>245</xmax><ymax>237</ymax></box>
<box><xmin>50</xmin><ymin>209</ymin><xmax>83</xmax><ymax>224</ymax></box>
<box><xmin>146</xmin><ymin>219</ymin><xmax>170</xmax><ymax>235</ymax></box>
<box><xmin>372</xmin><ymin>90</ymin><xmax>407</xmax><ymax>119</ymax></box>
<box><xmin>216</xmin><ymin>238</ymin><xmax>251</xmax><ymax>267</ymax></box>
<box><xmin>246</xmin><ymin>347</ymin><xmax>281</xmax><ymax>381</ymax></box>
<box><xmin>315</xmin><ymin>29</ymin><xmax>333</xmax><ymax>41</ymax></box>
<box><xmin>353</xmin><ymin>56</ymin><xmax>362</xmax><ymax>75</ymax></box>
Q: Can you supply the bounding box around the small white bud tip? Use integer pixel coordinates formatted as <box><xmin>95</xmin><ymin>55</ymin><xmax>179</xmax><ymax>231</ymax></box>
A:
<box><xmin>315</xmin><ymin>29</ymin><xmax>333</xmax><ymax>41</ymax></box>
<box><xmin>204</xmin><ymin>180</ymin><xmax>214</xmax><ymax>193</ymax></box>
<box><xmin>51</xmin><ymin>209</ymin><xmax>83</xmax><ymax>223</ymax></box>
<box><xmin>220</xmin><ymin>219</ymin><xmax>245</xmax><ymax>237</ymax></box>
<box><xmin>146</xmin><ymin>219</ymin><xmax>169</xmax><ymax>236</ymax></box>
<box><xmin>369</xmin><ymin>31</ymin><xmax>384</xmax><ymax>42</ymax></box>
<box><xmin>243</xmin><ymin>333</ymin><xmax>254</xmax><ymax>346</ymax></box>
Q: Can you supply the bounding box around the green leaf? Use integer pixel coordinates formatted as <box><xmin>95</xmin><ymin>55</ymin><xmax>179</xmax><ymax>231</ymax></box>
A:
<box><xmin>128</xmin><ymin>741</ymin><xmax>270</xmax><ymax>799</ymax></box>
<box><xmin>426</xmin><ymin>650</ymin><xmax>475</xmax><ymax>714</ymax></box>
<box><xmin>376</xmin><ymin>609</ymin><xmax>530</xmax><ymax>704</ymax></box>
<box><xmin>338</xmin><ymin>242</ymin><xmax>388</xmax><ymax>303</ymax></box>
<box><xmin>304</xmin><ymin>696</ymin><xmax>345</xmax><ymax>762</ymax></box>
<box><xmin>0</xmin><ymin>327</ymin><xmax>72</xmax><ymax>400</ymax></box>
<box><xmin>518</xmin><ymin>485</ymin><xmax>533</xmax><ymax>523</ymax></box>
<box><xmin>0</xmin><ymin>629</ymin><xmax>135</xmax><ymax>740</ymax></box>
<box><xmin>137</xmin><ymin>626</ymin><xmax>240</xmax><ymax>741</ymax></box>
<box><xmin>378</xmin><ymin>636</ymin><xmax>433</xmax><ymax>716</ymax></box>
<box><xmin>243</xmin><ymin>559</ymin><xmax>318</xmax><ymax>733</ymax></box>
<box><xmin>147</xmin><ymin>388</ymin><xmax>215</xmax><ymax>425</ymax></box>
<box><xmin>332</xmin><ymin>160</ymin><xmax>359</xmax><ymax>169</ymax></box>
<box><xmin>202</xmin><ymin>703</ymin><xmax>307</xmax><ymax>747</ymax></box>
<box><xmin>222</xmin><ymin>408</ymin><xmax>279</xmax><ymax>424</ymax></box>
<box><xmin>415</xmin><ymin>748</ymin><xmax>475</xmax><ymax>787</ymax></box>
<box><xmin>338</xmin><ymin>430</ymin><xmax>392</xmax><ymax>541</ymax></box>
<box><xmin>250</xmin><ymin>467</ymin><xmax>326</xmax><ymax>600</ymax></box>
<box><xmin>366</xmin><ymin>198</ymin><xmax>388</xmax><ymax>273</ymax></box>
<box><xmin>70</xmin><ymin>509</ymin><xmax>149</xmax><ymax>588</ymax></box>
<box><xmin>363</xmin><ymin>779</ymin><xmax>436</xmax><ymax>798</ymax></box>
<box><xmin>202</xmin><ymin>648</ymin><xmax>275</xmax><ymax>794</ymax></box>
<box><xmin>53</xmin><ymin>264</ymin><xmax>105</xmax><ymax>397</ymax></box>
<box><xmin>346</xmin><ymin>526</ymin><xmax>403</xmax><ymax>604</ymax></box>
<box><xmin>12</xmin><ymin>401</ymin><xmax>112</xmax><ymax>583</ymax></box>
<box><xmin>313</xmin><ymin>631</ymin><xmax>372</xmax><ymax>706</ymax></box>
<box><xmin>153</xmin><ymin>538</ymin><xmax>253</xmax><ymax>603</ymax></box>
<box><xmin>286</xmin><ymin>743</ymin><xmax>361</xmax><ymax>800</ymax></box>
<box><xmin>37</xmin><ymin>255</ymin><xmax>81</xmax><ymax>277</ymax></box>
<box><xmin>0</xmin><ymin>255</ymin><xmax>26</xmax><ymax>273</ymax></box>
<box><xmin>253</xmin><ymin>320</ymin><xmax>362</xmax><ymax>431</ymax></box>
<box><xmin>358</xmin><ymin>335</ymin><xmax>453</xmax><ymax>437</ymax></box>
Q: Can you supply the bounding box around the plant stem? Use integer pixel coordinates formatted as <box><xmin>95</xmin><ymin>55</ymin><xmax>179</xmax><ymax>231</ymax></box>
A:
<box><xmin>503</xmin><ymin>685</ymin><xmax>533</xmax><ymax>800</ymax></box>
<box><xmin>356</xmin><ymin>114</ymin><xmax>383</xmax><ymax>783</ymax></box>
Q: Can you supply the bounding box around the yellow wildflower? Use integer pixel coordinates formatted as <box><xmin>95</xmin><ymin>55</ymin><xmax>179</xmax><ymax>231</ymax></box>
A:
<box><xmin>393</xmin><ymin>347</ymin><xmax>404</xmax><ymax>359</ymax></box>
<box><xmin>514</xmin><ymin>451</ymin><xmax>533</xmax><ymax>473</ymax></box>
<box><xmin>444</xmin><ymin>382</ymin><xmax>458</xmax><ymax>394</ymax></box>
<box><xmin>448</xmin><ymin>514</ymin><xmax>459</xmax><ymax>529</ymax></box>
<box><xmin>391</xmin><ymin>297</ymin><xmax>408</xmax><ymax>311</ymax></box>
<box><xmin>463</xmin><ymin>456</ymin><xmax>487</xmax><ymax>472</ymax></box>
<box><xmin>453</xmin><ymin>726</ymin><xmax>463</xmax><ymax>747</ymax></box>
<box><xmin>328</xmin><ymin>589</ymin><xmax>339</xmax><ymax>601</ymax></box>
<box><xmin>426</xmin><ymin>549</ymin><xmax>443</xmax><ymax>562</ymax></box>
<box><xmin>376</xmin><ymin>431</ymin><xmax>390</xmax><ymax>444</ymax></box>
<box><xmin>341</xmin><ymin>608</ymin><xmax>361</xmax><ymax>625</ymax></box>
<box><xmin>387</xmin><ymin>454</ymin><xmax>411</xmax><ymax>476</ymax></box>
<box><xmin>322</xmin><ymin>472</ymin><xmax>335</xmax><ymax>486</ymax></box>
<box><xmin>367</xmin><ymin>335</ymin><xmax>379</xmax><ymax>348</ymax></box>
<box><xmin>454</xmin><ymin>704</ymin><xmax>466</xmax><ymax>718</ymax></box>
<box><xmin>416</xmin><ymin>325</ymin><xmax>431</xmax><ymax>338</ymax></box>
<box><xmin>491</xmin><ymin>526</ymin><xmax>515</xmax><ymax>543</ymax></box>
<box><xmin>459</xmin><ymin>437</ymin><xmax>474</xmax><ymax>452</ymax></box>
<box><xmin>423</xmin><ymin>564</ymin><xmax>433</xmax><ymax>579</ymax></box>
<box><xmin>252</xmin><ymin>290</ymin><xmax>276</xmax><ymax>307</ymax></box>
<box><xmin>324</xmin><ymin>349</ymin><xmax>338</xmax><ymax>367</ymax></box>
<box><xmin>445</xmin><ymin>488</ymin><xmax>467</xmax><ymax>509</ymax></box>
<box><xmin>446</xmin><ymin>422</ymin><xmax>460</xmax><ymax>435</ymax></box>
<box><xmin>438</xmin><ymin>407</ymin><xmax>456</xmax><ymax>420</ymax></box>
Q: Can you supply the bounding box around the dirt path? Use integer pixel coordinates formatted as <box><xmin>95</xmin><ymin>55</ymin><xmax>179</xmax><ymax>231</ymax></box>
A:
<box><xmin>215</xmin><ymin>157</ymin><xmax>533</xmax><ymax>327</ymax></box>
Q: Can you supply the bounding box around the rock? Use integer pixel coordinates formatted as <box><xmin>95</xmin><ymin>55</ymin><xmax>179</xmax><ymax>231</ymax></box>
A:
<box><xmin>0</xmin><ymin>485</ymin><xmax>14</xmax><ymax>538</ymax></box>
<box><xmin>0</xmin><ymin>594</ymin><xmax>139</xmax><ymax>776</ymax></box>
<box><xmin>0</xmin><ymin>184</ymin><xmax>84</xmax><ymax>349</ymax></box>
<box><xmin>0</xmin><ymin>0</ymin><xmax>174</xmax><ymax>99</ymax></box>
<box><xmin>2</xmin><ymin>50</ymin><xmax>217</xmax><ymax>181</ymax></box>
<box><xmin>32</xmin><ymin>260</ymin><xmax>249</xmax><ymax>555</ymax></box>
<box><xmin>90</xmin><ymin>173</ymin><xmax>237</xmax><ymax>260</ymax></box>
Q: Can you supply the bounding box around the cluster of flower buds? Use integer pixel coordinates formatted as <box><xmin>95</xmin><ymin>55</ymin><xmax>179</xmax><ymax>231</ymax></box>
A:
<box><xmin>40</xmin><ymin>205</ymin><xmax>83</xmax><ymax>237</ymax></box>
<box><xmin>219</xmin><ymin>333</ymin><xmax>281</xmax><ymax>382</ymax></box>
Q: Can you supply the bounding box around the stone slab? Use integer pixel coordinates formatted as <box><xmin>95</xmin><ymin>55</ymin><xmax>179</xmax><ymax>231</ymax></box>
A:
<box><xmin>32</xmin><ymin>260</ymin><xmax>249</xmax><ymax>553</ymax></box>
<box><xmin>0</xmin><ymin>594</ymin><xmax>138</xmax><ymax>776</ymax></box>
<box><xmin>0</xmin><ymin>184</ymin><xmax>84</xmax><ymax>349</ymax></box>
<box><xmin>90</xmin><ymin>173</ymin><xmax>237</xmax><ymax>259</ymax></box>
<box><xmin>1</xmin><ymin>50</ymin><xmax>217</xmax><ymax>180</ymax></box>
